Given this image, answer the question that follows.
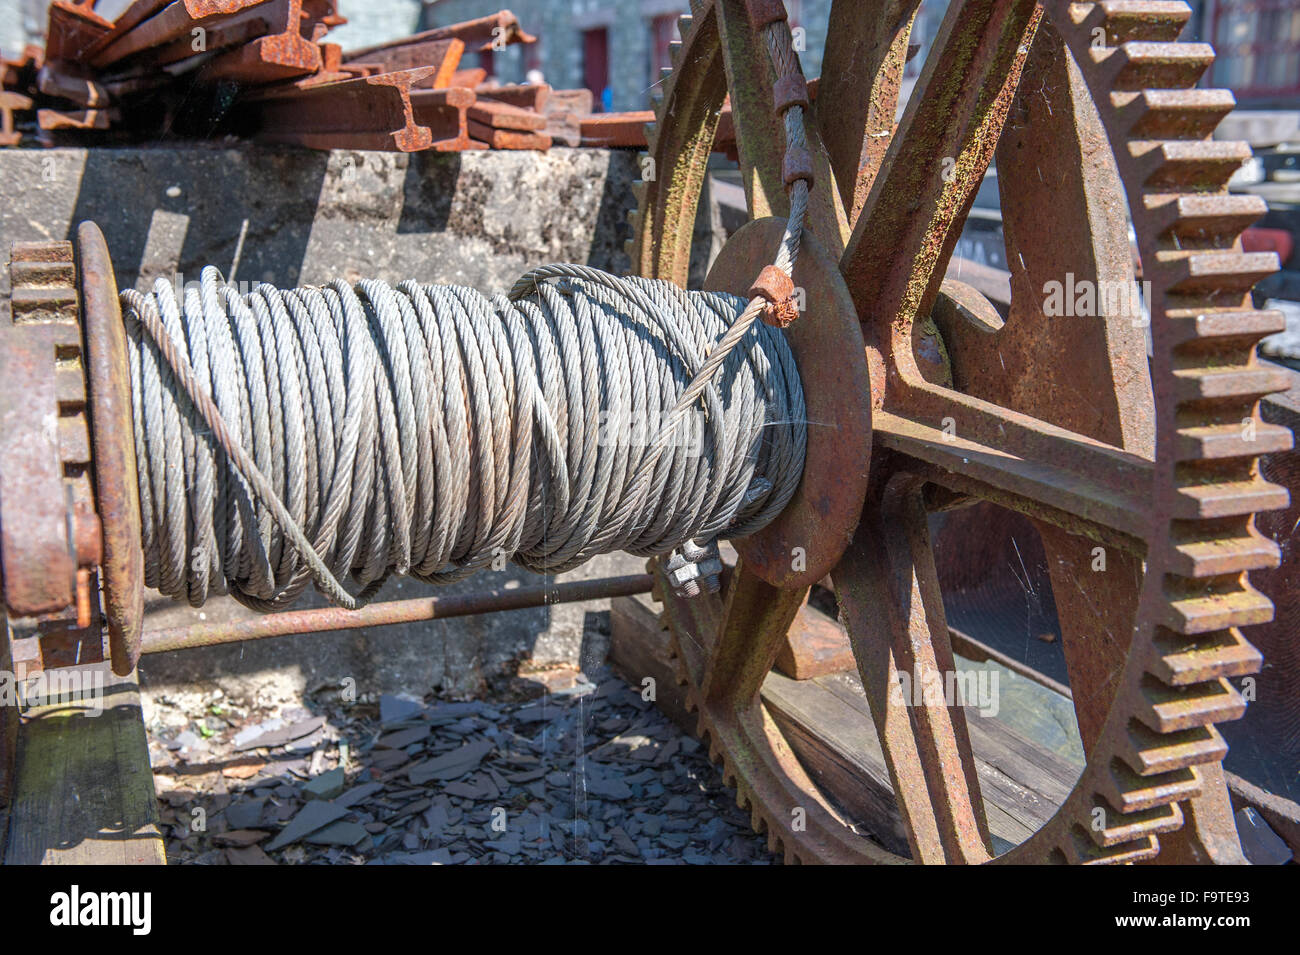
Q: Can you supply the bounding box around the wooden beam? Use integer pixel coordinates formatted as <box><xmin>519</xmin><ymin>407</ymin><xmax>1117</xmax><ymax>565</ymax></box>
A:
<box><xmin>4</xmin><ymin>663</ymin><xmax>164</xmax><ymax>864</ymax></box>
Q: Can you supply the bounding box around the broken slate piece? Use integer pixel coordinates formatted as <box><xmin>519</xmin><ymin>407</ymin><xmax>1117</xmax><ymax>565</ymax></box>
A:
<box><xmin>306</xmin><ymin>821</ymin><xmax>369</xmax><ymax>847</ymax></box>
<box><xmin>1236</xmin><ymin>807</ymin><xmax>1292</xmax><ymax>865</ymax></box>
<box><xmin>231</xmin><ymin>717</ymin><xmax>284</xmax><ymax>749</ymax></box>
<box><xmin>426</xmin><ymin>701</ymin><xmax>487</xmax><ymax>721</ymax></box>
<box><xmin>486</xmin><ymin>831</ymin><xmax>521</xmax><ymax>855</ymax></box>
<box><xmin>224</xmin><ymin>798</ymin><xmax>266</xmax><ymax>830</ymax></box>
<box><xmin>444</xmin><ymin>780</ymin><xmax>488</xmax><ymax>799</ymax></box>
<box><xmin>265</xmin><ymin>800</ymin><xmax>349</xmax><ymax>851</ymax></box>
<box><xmin>234</xmin><ymin>716</ymin><xmax>327</xmax><ymax>752</ymax></box>
<box><xmin>585</xmin><ymin>776</ymin><xmax>631</xmax><ymax>800</ymax></box>
<box><xmin>512</xmin><ymin>703</ymin><xmax>559</xmax><ymax>725</ymax></box>
<box><xmin>609</xmin><ymin>826</ymin><xmax>639</xmax><ymax>857</ymax></box>
<box><xmin>422</xmin><ymin>804</ymin><xmax>450</xmax><ymax>838</ymax></box>
<box><xmin>380</xmin><ymin>694</ymin><xmax>426</xmax><ymax>724</ymax></box>
<box><xmin>378</xmin><ymin>726</ymin><xmax>431</xmax><ymax>749</ymax></box>
<box><xmin>370</xmin><ymin>749</ymin><xmax>411</xmax><ymax>771</ymax></box>
<box><xmin>408</xmin><ymin>739</ymin><xmax>494</xmax><ymax>785</ymax></box>
<box><xmin>212</xmin><ymin>829</ymin><xmax>270</xmax><ymax>848</ymax></box>
<box><xmin>335</xmin><ymin>781</ymin><xmax>384</xmax><ymax>808</ymax></box>
<box><xmin>226</xmin><ymin>845</ymin><xmax>277</xmax><ymax>866</ymax></box>
<box><xmin>303</xmin><ymin>767</ymin><xmax>346</xmax><ymax>801</ymax></box>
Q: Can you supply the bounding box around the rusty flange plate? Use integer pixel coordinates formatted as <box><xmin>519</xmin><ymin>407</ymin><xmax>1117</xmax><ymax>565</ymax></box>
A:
<box><xmin>77</xmin><ymin>221</ymin><xmax>143</xmax><ymax>676</ymax></box>
<box><xmin>704</xmin><ymin>216</ymin><xmax>871</xmax><ymax>589</ymax></box>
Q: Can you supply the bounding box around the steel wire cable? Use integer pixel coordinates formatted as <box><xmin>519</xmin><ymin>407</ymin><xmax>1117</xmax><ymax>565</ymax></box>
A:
<box><xmin>119</xmin><ymin>265</ymin><xmax>806</xmax><ymax>612</ymax></box>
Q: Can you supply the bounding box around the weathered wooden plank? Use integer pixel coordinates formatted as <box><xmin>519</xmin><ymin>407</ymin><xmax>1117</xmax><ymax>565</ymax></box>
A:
<box><xmin>813</xmin><ymin>669</ymin><xmax>1077</xmax><ymax>837</ymax></box>
<box><xmin>759</xmin><ymin>670</ymin><xmax>908</xmax><ymax>854</ymax></box>
<box><xmin>4</xmin><ymin>662</ymin><xmax>164</xmax><ymax>864</ymax></box>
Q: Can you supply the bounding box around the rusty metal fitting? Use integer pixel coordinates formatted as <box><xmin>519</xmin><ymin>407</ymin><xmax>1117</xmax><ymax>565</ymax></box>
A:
<box><xmin>749</xmin><ymin>264</ymin><xmax>794</xmax><ymax>304</ymax></box>
<box><xmin>749</xmin><ymin>264</ymin><xmax>799</xmax><ymax>328</ymax></box>
<box><xmin>665</xmin><ymin>538</ymin><xmax>722</xmax><ymax>599</ymax></box>
<box><xmin>782</xmin><ymin>147</ymin><xmax>814</xmax><ymax>190</ymax></box>
<box><xmin>773</xmin><ymin>74</ymin><xmax>809</xmax><ymax>115</ymax></box>
<box><xmin>744</xmin><ymin>0</ymin><xmax>788</xmax><ymax>31</ymax></box>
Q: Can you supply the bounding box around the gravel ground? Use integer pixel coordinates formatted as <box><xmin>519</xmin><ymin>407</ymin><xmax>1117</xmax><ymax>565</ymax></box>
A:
<box><xmin>147</xmin><ymin>664</ymin><xmax>774</xmax><ymax>865</ymax></box>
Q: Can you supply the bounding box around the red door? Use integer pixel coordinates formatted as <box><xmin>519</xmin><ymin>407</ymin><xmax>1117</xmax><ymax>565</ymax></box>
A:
<box><xmin>583</xmin><ymin>28</ymin><xmax>610</xmax><ymax>111</ymax></box>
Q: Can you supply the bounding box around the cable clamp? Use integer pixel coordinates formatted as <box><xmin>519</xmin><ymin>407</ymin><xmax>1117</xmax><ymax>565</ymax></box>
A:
<box><xmin>749</xmin><ymin>265</ymin><xmax>799</xmax><ymax>328</ymax></box>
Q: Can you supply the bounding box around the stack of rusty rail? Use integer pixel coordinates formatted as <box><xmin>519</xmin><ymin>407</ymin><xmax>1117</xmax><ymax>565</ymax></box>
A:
<box><xmin>0</xmin><ymin>1</ymin><xmax>670</xmax><ymax>155</ymax></box>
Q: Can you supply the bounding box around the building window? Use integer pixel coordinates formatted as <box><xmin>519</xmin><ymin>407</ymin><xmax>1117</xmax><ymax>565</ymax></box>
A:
<box><xmin>583</xmin><ymin>27</ymin><xmax>611</xmax><ymax>112</ymax></box>
<box><xmin>1209</xmin><ymin>0</ymin><xmax>1300</xmax><ymax>100</ymax></box>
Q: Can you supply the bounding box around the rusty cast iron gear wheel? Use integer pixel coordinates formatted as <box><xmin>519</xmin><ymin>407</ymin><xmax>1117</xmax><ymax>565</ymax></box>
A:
<box><xmin>632</xmin><ymin>0</ymin><xmax>1293</xmax><ymax>863</ymax></box>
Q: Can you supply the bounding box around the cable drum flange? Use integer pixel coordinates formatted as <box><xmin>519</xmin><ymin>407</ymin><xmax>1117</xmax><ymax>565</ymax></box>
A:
<box><xmin>77</xmin><ymin>222</ymin><xmax>144</xmax><ymax>676</ymax></box>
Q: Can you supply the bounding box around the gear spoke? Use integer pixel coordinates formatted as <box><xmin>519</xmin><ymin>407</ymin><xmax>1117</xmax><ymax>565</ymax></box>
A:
<box><xmin>840</xmin><ymin>0</ymin><xmax>1041</xmax><ymax>343</ymax></box>
<box><xmin>834</xmin><ymin>478</ymin><xmax>993</xmax><ymax>863</ymax></box>
<box><xmin>813</xmin><ymin>0</ymin><xmax>922</xmax><ymax>225</ymax></box>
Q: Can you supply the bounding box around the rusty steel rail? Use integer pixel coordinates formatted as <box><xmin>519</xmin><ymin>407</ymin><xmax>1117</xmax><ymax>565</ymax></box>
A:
<box><xmin>139</xmin><ymin>573</ymin><xmax>655</xmax><ymax>654</ymax></box>
<box><xmin>45</xmin><ymin>0</ymin><xmax>113</xmax><ymax>63</ymax></box>
<box><xmin>343</xmin><ymin>10</ymin><xmax>535</xmax><ymax>63</ymax></box>
<box><xmin>251</xmin><ymin>65</ymin><xmax>442</xmax><ymax>151</ymax></box>
<box><xmin>0</xmin><ymin>92</ymin><xmax>32</xmax><ymax>146</ymax></box>
<box><xmin>89</xmin><ymin>0</ymin><xmax>270</xmax><ymax>68</ymax></box>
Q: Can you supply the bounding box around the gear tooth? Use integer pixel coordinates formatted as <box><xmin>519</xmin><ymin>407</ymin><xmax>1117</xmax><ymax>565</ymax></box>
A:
<box><xmin>1135</xmin><ymin>140</ymin><xmax>1256</xmax><ymax>196</ymax></box>
<box><xmin>1114</xmin><ymin>88</ymin><xmax>1236</xmax><ymax>140</ymax></box>
<box><xmin>1151</xmin><ymin>627</ymin><xmax>1264</xmax><ymax>684</ymax></box>
<box><xmin>1065</xmin><ymin>825</ymin><xmax>1162</xmax><ymax>865</ymax></box>
<box><xmin>1092</xmin><ymin>41</ymin><xmax>1215</xmax><ymax>92</ymax></box>
<box><xmin>668</xmin><ymin>40</ymin><xmax>683</xmax><ymax>68</ymax></box>
<box><xmin>1137</xmin><ymin>675</ymin><xmax>1249</xmax><ymax>733</ymax></box>
<box><xmin>677</xmin><ymin>13</ymin><xmax>693</xmax><ymax>36</ymax></box>
<box><xmin>1075</xmin><ymin>0</ymin><xmax>1192</xmax><ymax>46</ymax></box>
<box><xmin>1089</xmin><ymin>799</ymin><xmax>1185</xmax><ymax>848</ymax></box>
<box><xmin>630</xmin><ymin>180</ymin><xmax>646</xmax><ymax>203</ymax></box>
<box><xmin>1159</xmin><ymin>579</ymin><xmax>1276</xmax><ymax>634</ymax></box>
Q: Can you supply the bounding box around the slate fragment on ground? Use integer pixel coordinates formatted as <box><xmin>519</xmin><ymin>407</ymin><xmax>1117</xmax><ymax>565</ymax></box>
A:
<box><xmin>153</xmin><ymin>666</ymin><xmax>773</xmax><ymax>865</ymax></box>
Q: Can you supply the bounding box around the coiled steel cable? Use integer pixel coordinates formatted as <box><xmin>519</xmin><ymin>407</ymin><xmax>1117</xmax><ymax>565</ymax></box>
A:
<box><xmin>119</xmin><ymin>265</ymin><xmax>806</xmax><ymax>612</ymax></box>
